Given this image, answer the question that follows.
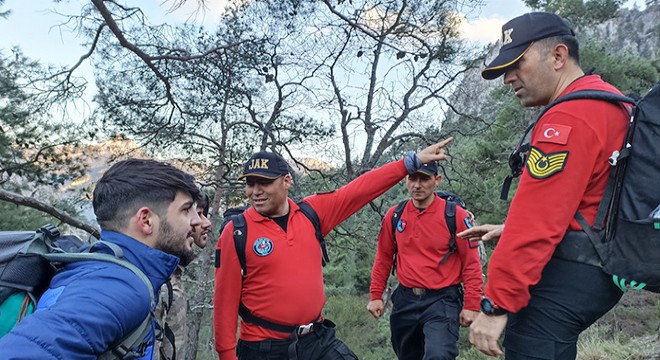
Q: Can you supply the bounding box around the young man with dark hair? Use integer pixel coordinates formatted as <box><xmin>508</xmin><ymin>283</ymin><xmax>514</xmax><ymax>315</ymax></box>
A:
<box><xmin>463</xmin><ymin>12</ymin><xmax>630</xmax><ymax>359</ymax></box>
<box><xmin>368</xmin><ymin>162</ymin><xmax>483</xmax><ymax>360</ymax></box>
<box><xmin>214</xmin><ymin>139</ymin><xmax>453</xmax><ymax>360</ymax></box>
<box><xmin>0</xmin><ymin>158</ymin><xmax>202</xmax><ymax>359</ymax></box>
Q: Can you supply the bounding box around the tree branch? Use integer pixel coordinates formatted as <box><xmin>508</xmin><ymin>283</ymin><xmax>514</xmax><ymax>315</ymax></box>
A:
<box><xmin>0</xmin><ymin>188</ymin><xmax>100</xmax><ymax>238</ymax></box>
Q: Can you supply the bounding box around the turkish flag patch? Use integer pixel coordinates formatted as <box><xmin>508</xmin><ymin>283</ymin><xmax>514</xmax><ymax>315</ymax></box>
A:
<box><xmin>538</xmin><ymin>124</ymin><xmax>571</xmax><ymax>145</ymax></box>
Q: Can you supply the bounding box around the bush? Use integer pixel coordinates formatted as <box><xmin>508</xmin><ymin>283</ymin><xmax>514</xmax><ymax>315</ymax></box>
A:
<box><xmin>324</xmin><ymin>294</ymin><xmax>393</xmax><ymax>360</ymax></box>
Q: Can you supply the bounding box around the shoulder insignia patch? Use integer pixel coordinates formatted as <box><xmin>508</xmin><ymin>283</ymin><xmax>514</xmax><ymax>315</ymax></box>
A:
<box><xmin>526</xmin><ymin>146</ymin><xmax>569</xmax><ymax>179</ymax></box>
<box><xmin>538</xmin><ymin>123</ymin><xmax>571</xmax><ymax>145</ymax></box>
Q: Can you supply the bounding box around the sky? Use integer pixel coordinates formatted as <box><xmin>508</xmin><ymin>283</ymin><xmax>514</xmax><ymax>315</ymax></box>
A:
<box><xmin>0</xmin><ymin>0</ymin><xmax>644</xmax><ymax>77</ymax></box>
<box><xmin>0</xmin><ymin>0</ymin><xmax>529</xmax><ymax>68</ymax></box>
<box><xmin>0</xmin><ymin>0</ymin><xmax>645</xmax><ymax>116</ymax></box>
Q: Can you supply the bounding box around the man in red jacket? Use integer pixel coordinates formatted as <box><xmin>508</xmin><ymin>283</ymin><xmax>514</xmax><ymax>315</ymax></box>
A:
<box><xmin>214</xmin><ymin>139</ymin><xmax>453</xmax><ymax>360</ymax></box>
<box><xmin>464</xmin><ymin>12</ymin><xmax>629</xmax><ymax>359</ymax></box>
<box><xmin>368</xmin><ymin>161</ymin><xmax>483</xmax><ymax>360</ymax></box>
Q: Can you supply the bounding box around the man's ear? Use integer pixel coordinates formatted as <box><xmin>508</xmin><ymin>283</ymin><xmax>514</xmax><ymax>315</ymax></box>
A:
<box><xmin>435</xmin><ymin>175</ymin><xmax>442</xmax><ymax>187</ymax></box>
<box><xmin>283</xmin><ymin>174</ymin><xmax>292</xmax><ymax>190</ymax></box>
<box><xmin>552</xmin><ymin>43</ymin><xmax>570</xmax><ymax>70</ymax></box>
<box><xmin>134</xmin><ymin>207</ymin><xmax>156</xmax><ymax>236</ymax></box>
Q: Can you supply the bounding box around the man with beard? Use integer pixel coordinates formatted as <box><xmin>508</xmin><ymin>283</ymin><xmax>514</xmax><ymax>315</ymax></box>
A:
<box><xmin>0</xmin><ymin>159</ymin><xmax>202</xmax><ymax>359</ymax></box>
<box><xmin>156</xmin><ymin>193</ymin><xmax>213</xmax><ymax>360</ymax></box>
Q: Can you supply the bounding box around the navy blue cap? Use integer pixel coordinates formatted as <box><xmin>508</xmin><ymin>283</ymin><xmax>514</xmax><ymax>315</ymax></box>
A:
<box><xmin>238</xmin><ymin>151</ymin><xmax>290</xmax><ymax>180</ymax></box>
<box><xmin>482</xmin><ymin>12</ymin><xmax>575</xmax><ymax>80</ymax></box>
<box><xmin>416</xmin><ymin>162</ymin><xmax>438</xmax><ymax>176</ymax></box>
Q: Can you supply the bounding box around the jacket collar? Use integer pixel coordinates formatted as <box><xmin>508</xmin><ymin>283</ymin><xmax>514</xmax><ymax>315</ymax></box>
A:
<box><xmin>97</xmin><ymin>230</ymin><xmax>179</xmax><ymax>295</ymax></box>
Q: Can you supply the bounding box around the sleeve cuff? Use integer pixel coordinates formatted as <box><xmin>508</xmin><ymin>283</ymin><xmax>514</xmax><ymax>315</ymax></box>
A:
<box><xmin>370</xmin><ymin>292</ymin><xmax>384</xmax><ymax>301</ymax></box>
<box><xmin>218</xmin><ymin>349</ymin><xmax>238</xmax><ymax>360</ymax></box>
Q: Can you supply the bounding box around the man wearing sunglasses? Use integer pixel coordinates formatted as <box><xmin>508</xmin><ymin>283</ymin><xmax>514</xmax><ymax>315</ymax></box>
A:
<box><xmin>214</xmin><ymin>139</ymin><xmax>452</xmax><ymax>360</ymax></box>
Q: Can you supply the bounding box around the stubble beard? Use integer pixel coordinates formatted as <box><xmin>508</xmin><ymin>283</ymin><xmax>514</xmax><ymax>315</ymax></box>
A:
<box><xmin>156</xmin><ymin>218</ymin><xmax>196</xmax><ymax>267</ymax></box>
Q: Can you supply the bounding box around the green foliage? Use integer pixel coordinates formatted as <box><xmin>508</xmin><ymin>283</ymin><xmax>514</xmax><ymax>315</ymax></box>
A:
<box><xmin>324</xmin><ymin>295</ymin><xmax>393</xmax><ymax>360</ymax></box>
<box><xmin>0</xmin><ymin>200</ymin><xmax>59</xmax><ymax>230</ymax></box>
<box><xmin>581</xmin><ymin>43</ymin><xmax>660</xmax><ymax>95</ymax></box>
<box><xmin>523</xmin><ymin>0</ymin><xmax>625</xmax><ymax>26</ymax></box>
<box><xmin>442</xmin><ymin>85</ymin><xmax>534</xmax><ymax>225</ymax></box>
<box><xmin>0</xmin><ymin>50</ymin><xmax>86</xmax><ymax>188</ymax></box>
<box><xmin>577</xmin><ymin>325</ymin><xmax>642</xmax><ymax>359</ymax></box>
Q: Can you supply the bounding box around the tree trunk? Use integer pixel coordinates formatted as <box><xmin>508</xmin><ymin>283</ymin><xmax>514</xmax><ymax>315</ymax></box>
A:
<box><xmin>185</xmin><ymin>241</ymin><xmax>215</xmax><ymax>360</ymax></box>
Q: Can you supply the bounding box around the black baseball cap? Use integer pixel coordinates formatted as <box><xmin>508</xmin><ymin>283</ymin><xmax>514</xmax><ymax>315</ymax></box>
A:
<box><xmin>416</xmin><ymin>162</ymin><xmax>438</xmax><ymax>176</ymax></box>
<box><xmin>481</xmin><ymin>12</ymin><xmax>575</xmax><ymax>80</ymax></box>
<box><xmin>238</xmin><ymin>151</ymin><xmax>290</xmax><ymax>180</ymax></box>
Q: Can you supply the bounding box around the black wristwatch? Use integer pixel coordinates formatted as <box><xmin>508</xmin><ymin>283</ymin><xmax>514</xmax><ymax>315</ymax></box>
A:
<box><xmin>480</xmin><ymin>297</ymin><xmax>508</xmax><ymax>316</ymax></box>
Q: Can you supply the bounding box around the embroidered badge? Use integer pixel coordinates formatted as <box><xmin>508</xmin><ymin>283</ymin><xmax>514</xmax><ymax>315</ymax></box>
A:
<box><xmin>538</xmin><ymin>124</ymin><xmax>572</xmax><ymax>145</ymax></box>
<box><xmin>526</xmin><ymin>146</ymin><xmax>569</xmax><ymax>179</ymax></box>
<box><xmin>253</xmin><ymin>238</ymin><xmax>274</xmax><ymax>256</ymax></box>
<box><xmin>397</xmin><ymin>219</ymin><xmax>407</xmax><ymax>233</ymax></box>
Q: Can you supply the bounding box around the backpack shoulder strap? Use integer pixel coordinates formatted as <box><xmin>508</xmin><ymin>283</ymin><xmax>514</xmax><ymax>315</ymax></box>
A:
<box><xmin>391</xmin><ymin>200</ymin><xmax>409</xmax><ymax>240</ymax></box>
<box><xmin>390</xmin><ymin>200</ymin><xmax>409</xmax><ymax>275</ymax></box>
<box><xmin>545</xmin><ymin>90</ymin><xmax>635</xmax><ymax>111</ymax></box>
<box><xmin>296</xmin><ymin>200</ymin><xmax>329</xmax><ymax>266</ymax></box>
<box><xmin>231</xmin><ymin>214</ymin><xmax>248</xmax><ymax>276</ymax></box>
<box><xmin>440</xmin><ymin>201</ymin><xmax>457</xmax><ymax>265</ymax></box>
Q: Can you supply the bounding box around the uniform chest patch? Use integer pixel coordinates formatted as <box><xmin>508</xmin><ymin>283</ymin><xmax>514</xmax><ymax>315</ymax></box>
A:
<box><xmin>253</xmin><ymin>238</ymin><xmax>274</xmax><ymax>256</ymax></box>
<box><xmin>397</xmin><ymin>219</ymin><xmax>407</xmax><ymax>233</ymax></box>
<box><xmin>538</xmin><ymin>124</ymin><xmax>571</xmax><ymax>145</ymax></box>
<box><xmin>526</xmin><ymin>146</ymin><xmax>569</xmax><ymax>179</ymax></box>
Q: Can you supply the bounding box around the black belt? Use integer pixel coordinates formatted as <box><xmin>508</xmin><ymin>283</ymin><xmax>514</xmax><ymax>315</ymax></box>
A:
<box><xmin>399</xmin><ymin>284</ymin><xmax>462</xmax><ymax>297</ymax></box>
<box><xmin>238</xmin><ymin>319</ymin><xmax>335</xmax><ymax>360</ymax></box>
<box><xmin>239</xmin><ymin>302</ymin><xmax>325</xmax><ymax>360</ymax></box>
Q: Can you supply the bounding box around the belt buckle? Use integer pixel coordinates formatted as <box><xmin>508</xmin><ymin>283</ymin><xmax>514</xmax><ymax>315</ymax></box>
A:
<box><xmin>297</xmin><ymin>323</ymin><xmax>314</xmax><ymax>336</ymax></box>
<box><xmin>412</xmin><ymin>288</ymin><xmax>426</xmax><ymax>296</ymax></box>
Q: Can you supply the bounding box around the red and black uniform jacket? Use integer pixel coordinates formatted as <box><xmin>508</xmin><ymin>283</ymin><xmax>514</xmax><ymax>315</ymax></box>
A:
<box><xmin>486</xmin><ymin>75</ymin><xmax>629</xmax><ymax>312</ymax></box>
<box><xmin>370</xmin><ymin>195</ymin><xmax>483</xmax><ymax>311</ymax></box>
<box><xmin>214</xmin><ymin>160</ymin><xmax>411</xmax><ymax>360</ymax></box>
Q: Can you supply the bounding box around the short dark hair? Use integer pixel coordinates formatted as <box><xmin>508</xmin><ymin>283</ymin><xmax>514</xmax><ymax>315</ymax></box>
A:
<box><xmin>93</xmin><ymin>159</ymin><xmax>200</xmax><ymax>231</ymax></box>
<box><xmin>197</xmin><ymin>192</ymin><xmax>211</xmax><ymax>217</ymax></box>
<box><xmin>537</xmin><ymin>35</ymin><xmax>580</xmax><ymax>65</ymax></box>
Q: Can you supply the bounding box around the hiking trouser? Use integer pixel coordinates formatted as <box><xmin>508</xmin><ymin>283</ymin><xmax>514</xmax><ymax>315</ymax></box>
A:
<box><xmin>390</xmin><ymin>284</ymin><xmax>462</xmax><ymax>360</ymax></box>
<box><xmin>503</xmin><ymin>257</ymin><xmax>623</xmax><ymax>360</ymax></box>
<box><xmin>236</xmin><ymin>319</ymin><xmax>358</xmax><ymax>360</ymax></box>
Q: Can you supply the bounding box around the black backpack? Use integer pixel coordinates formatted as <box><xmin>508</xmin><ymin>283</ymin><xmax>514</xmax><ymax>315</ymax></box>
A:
<box><xmin>0</xmin><ymin>224</ymin><xmax>156</xmax><ymax>358</ymax></box>
<box><xmin>214</xmin><ymin>201</ymin><xmax>327</xmax><ymax>334</ymax></box>
<box><xmin>390</xmin><ymin>191</ymin><xmax>478</xmax><ymax>275</ymax></box>
<box><xmin>504</xmin><ymin>82</ymin><xmax>660</xmax><ymax>293</ymax></box>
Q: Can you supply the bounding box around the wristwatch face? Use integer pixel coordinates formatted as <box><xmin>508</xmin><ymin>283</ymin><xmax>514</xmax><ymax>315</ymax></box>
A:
<box><xmin>480</xmin><ymin>298</ymin><xmax>506</xmax><ymax>316</ymax></box>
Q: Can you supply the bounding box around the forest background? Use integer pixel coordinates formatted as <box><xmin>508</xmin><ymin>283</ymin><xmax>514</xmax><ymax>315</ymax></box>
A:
<box><xmin>0</xmin><ymin>0</ymin><xmax>659</xmax><ymax>359</ymax></box>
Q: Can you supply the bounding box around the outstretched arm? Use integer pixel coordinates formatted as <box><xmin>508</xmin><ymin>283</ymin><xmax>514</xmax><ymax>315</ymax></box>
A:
<box><xmin>306</xmin><ymin>137</ymin><xmax>455</xmax><ymax>235</ymax></box>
